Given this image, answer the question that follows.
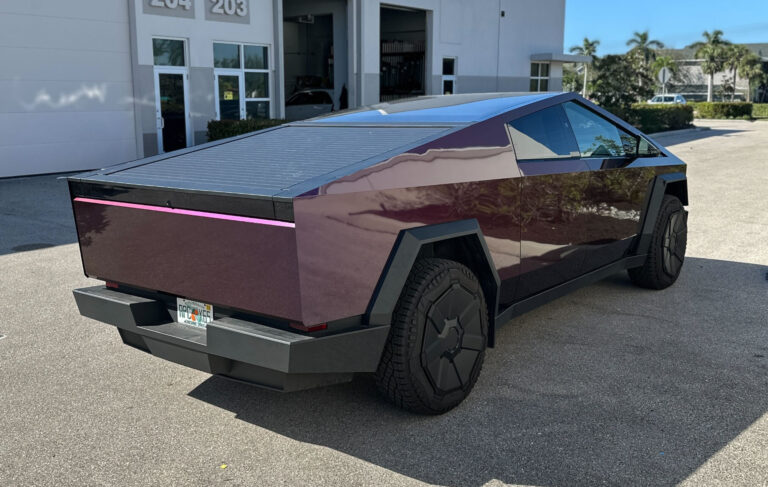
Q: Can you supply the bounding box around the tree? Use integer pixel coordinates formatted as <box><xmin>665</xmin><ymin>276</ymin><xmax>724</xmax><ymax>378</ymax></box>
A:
<box><xmin>562</xmin><ymin>64</ymin><xmax>583</xmax><ymax>94</ymax></box>
<box><xmin>738</xmin><ymin>52</ymin><xmax>766</xmax><ymax>102</ymax></box>
<box><xmin>724</xmin><ymin>45</ymin><xmax>750</xmax><ymax>101</ymax></box>
<box><xmin>652</xmin><ymin>56</ymin><xmax>678</xmax><ymax>93</ymax></box>
<box><xmin>590</xmin><ymin>54</ymin><xmax>654</xmax><ymax>108</ymax></box>
<box><xmin>687</xmin><ymin>30</ymin><xmax>731</xmax><ymax>102</ymax></box>
<box><xmin>569</xmin><ymin>37</ymin><xmax>599</xmax><ymax>98</ymax></box>
<box><xmin>626</xmin><ymin>30</ymin><xmax>665</xmax><ymax>69</ymax></box>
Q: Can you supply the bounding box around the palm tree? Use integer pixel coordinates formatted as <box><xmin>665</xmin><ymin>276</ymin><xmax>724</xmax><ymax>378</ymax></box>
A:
<box><xmin>724</xmin><ymin>45</ymin><xmax>750</xmax><ymax>101</ymax></box>
<box><xmin>626</xmin><ymin>30</ymin><xmax>665</xmax><ymax>67</ymax></box>
<box><xmin>687</xmin><ymin>30</ymin><xmax>731</xmax><ymax>102</ymax></box>
<box><xmin>738</xmin><ymin>52</ymin><xmax>765</xmax><ymax>102</ymax></box>
<box><xmin>569</xmin><ymin>37</ymin><xmax>599</xmax><ymax>98</ymax></box>
<box><xmin>652</xmin><ymin>56</ymin><xmax>678</xmax><ymax>93</ymax></box>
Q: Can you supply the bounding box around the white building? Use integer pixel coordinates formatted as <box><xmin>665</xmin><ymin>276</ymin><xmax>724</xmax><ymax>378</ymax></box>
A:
<box><xmin>0</xmin><ymin>0</ymin><xmax>584</xmax><ymax>178</ymax></box>
<box><xmin>662</xmin><ymin>44</ymin><xmax>768</xmax><ymax>102</ymax></box>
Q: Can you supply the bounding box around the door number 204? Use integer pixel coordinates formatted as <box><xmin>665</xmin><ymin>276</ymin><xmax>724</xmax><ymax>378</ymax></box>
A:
<box><xmin>150</xmin><ymin>0</ymin><xmax>192</xmax><ymax>9</ymax></box>
<box><xmin>210</xmin><ymin>0</ymin><xmax>248</xmax><ymax>17</ymax></box>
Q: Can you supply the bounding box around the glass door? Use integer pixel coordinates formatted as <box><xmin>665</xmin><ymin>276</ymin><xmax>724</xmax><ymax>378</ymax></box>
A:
<box><xmin>215</xmin><ymin>73</ymin><xmax>244</xmax><ymax>120</ymax></box>
<box><xmin>154</xmin><ymin>68</ymin><xmax>190</xmax><ymax>153</ymax></box>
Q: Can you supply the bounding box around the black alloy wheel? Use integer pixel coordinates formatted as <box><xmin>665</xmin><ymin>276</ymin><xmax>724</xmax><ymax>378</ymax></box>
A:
<box><xmin>375</xmin><ymin>258</ymin><xmax>488</xmax><ymax>414</ymax></box>
<box><xmin>629</xmin><ymin>195</ymin><xmax>687</xmax><ymax>289</ymax></box>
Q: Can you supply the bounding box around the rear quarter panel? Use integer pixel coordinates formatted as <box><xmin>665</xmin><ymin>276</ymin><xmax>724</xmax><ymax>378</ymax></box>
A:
<box><xmin>292</xmin><ymin>119</ymin><xmax>525</xmax><ymax>325</ymax></box>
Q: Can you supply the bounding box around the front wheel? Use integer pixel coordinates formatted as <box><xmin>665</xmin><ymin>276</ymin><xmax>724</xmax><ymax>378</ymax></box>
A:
<box><xmin>629</xmin><ymin>195</ymin><xmax>688</xmax><ymax>289</ymax></box>
<box><xmin>375</xmin><ymin>258</ymin><xmax>488</xmax><ymax>414</ymax></box>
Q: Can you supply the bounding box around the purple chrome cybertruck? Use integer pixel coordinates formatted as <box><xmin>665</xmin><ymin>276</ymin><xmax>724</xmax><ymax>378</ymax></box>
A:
<box><xmin>70</xmin><ymin>93</ymin><xmax>688</xmax><ymax>413</ymax></box>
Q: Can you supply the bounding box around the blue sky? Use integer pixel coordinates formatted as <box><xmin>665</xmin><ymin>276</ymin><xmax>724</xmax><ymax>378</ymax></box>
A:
<box><xmin>564</xmin><ymin>0</ymin><xmax>768</xmax><ymax>54</ymax></box>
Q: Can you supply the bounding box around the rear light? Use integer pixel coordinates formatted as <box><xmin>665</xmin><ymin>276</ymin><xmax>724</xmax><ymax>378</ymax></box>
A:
<box><xmin>289</xmin><ymin>322</ymin><xmax>328</xmax><ymax>333</ymax></box>
<box><xmin>105</xmin><ymin>281</ymin><xmax>119</xmax><ymax>289</ymax></box>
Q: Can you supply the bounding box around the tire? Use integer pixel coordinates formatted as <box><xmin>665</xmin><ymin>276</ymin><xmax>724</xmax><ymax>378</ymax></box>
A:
<box><xmin>629</xmin><ymin>195</ymin><xmax>688</xmax><ymax>289</ymax></box>
<box><xmin>375</xmin><ymin>258</ymin><xmax>488</xmax><ymax>414</ymax></box>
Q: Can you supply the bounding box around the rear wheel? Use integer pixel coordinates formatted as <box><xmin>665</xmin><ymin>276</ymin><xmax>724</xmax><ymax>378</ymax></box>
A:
<box><xmin>375</xmin><ymin>258</ymin><xmax>488</xmax><ymax>414</ymax></box>
<box><xmin>629</xmin><ymin>195</ymin><xmax>687</xmax><ymax>289</ymax></box>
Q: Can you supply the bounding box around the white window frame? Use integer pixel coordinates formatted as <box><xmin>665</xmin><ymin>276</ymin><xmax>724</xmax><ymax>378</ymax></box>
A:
<box><xmin>530</xmin><ymin>62</ymin><xmax>550</xmax><ymax>92</ymax></box>
<box><xmin>213</xmin><ymin>42</ymin><xmax>273</xmax><ymax>120</ymax></box>
<box><xmin>152</xmin><ymin>37</ymin><xmax>192</xmax><ymax>153</ymax></box>
<box><xmin>442</xmin><ymin>57</ymin><xmax>457</xmax><ymax>95</ymax></box>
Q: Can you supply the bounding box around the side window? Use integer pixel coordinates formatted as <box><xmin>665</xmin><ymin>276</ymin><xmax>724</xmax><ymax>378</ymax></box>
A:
<box><xmin>508</xmin><ymin>105</ymin><xmax>580</xmax><ymax>160</ymax></box>
<box><xmin>638</xmin><ymin>137</ymin><xmax>661</xmax><ymax>157</ymax></box>
<box><xmin>562</xmin><ymin>102</ymin><xmax>637</xmax><ymax>158</ymax></box>
<box><xmin>310</xmin><ymin>92</ymin><xmax>333</xmax><ymax>105</ymax></box>
<box><xmin>287</xmin><ymin>93</ymin><xmax>310</xmax><ymax>106</ymax></box>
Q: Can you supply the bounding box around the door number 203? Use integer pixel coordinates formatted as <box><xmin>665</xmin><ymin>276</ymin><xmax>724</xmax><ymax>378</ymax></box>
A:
<box><xmin>150</xmin><ymin>0</ymin><xmax>192</xmax><ymax>9</ymax></box>
<box><xmin>210</xmin><ymin>0</ymin><xmax>248</xmax><ymax>17</ymax></box>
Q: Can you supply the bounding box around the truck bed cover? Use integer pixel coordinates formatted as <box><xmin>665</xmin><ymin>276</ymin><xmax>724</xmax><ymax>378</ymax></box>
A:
<box><xmin>74</xmin><ymin>124</ymin><xmax>457</xmax><ymax>198</ymax></box>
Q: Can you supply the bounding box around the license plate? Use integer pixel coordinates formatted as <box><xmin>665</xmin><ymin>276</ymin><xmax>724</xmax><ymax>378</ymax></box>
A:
<box><xmin>176</xmin><ymin>298</ymin><xmax>214</xmax><ymax>328</ymax></box>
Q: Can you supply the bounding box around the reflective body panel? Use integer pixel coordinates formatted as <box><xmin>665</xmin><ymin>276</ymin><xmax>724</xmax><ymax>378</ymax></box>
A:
<box><xmin>70</xmin><ymin>92</ymin><xmax>686</xmax><ymax>326</ymax></box>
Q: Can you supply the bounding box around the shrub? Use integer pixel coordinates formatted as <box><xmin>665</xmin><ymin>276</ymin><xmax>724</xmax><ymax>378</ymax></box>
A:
<box><xmin>752</xmin><ymin>103</ymin><xmax>768</xmax><ymax>118</ymax></box>
<box><xmin>692</xmin><ymin>102</ymin><xmax>753</xmax><ymax>119</ymax></box>
<box><xmin>605</xmin><ymin>104</ymin><xmax>693</xmax><ymax>133</ymax></box>
<box><xmin>628</xmin><ymin>104</ymin><xmax>694</xmax><ymax>133</ymax></box>
<box><xmin>207</xmin><ymin>118</ymin><xmax>286</xmax><ymax>142</ymax></box>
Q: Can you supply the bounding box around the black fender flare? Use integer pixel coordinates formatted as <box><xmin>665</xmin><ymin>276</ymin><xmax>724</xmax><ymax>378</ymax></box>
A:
<box><xmin>366</xmin><ymin>219</ymin><xmax>501</xmax><ymax>347</ymax></box>
<box><xmin>635</xmin><ymin>172</ymin><xmax>688</xmax><ymax>256</ymax></box>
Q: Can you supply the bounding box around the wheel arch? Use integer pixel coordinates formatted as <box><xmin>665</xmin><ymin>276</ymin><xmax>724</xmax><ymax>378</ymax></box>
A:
<box><xmin>366</xmin><ymin>219</ymin><xmax>501</xmax><ymax>347</ymax></box>
<box><xmin>634</xmin><ymin>172</ymin><xmax>688</xmax><ymax>256</ymax></box>
<box><xmin>665</xmin><ymin>178</ymin><xmax>688</xmax><ymax>206</ymax></box>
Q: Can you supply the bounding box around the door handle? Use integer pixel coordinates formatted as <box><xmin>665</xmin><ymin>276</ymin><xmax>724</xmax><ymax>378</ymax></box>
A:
<box><xmin>159</xmin><ymin>117</ymin><xmax>165</xmax><ymax>130</ymax></box>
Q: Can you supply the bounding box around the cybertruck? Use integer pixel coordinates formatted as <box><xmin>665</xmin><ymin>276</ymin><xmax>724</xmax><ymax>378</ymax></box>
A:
<box><xmin>70</xmin><ymin>93</ymin><xmax>688</xmax><ymax>413</ymax></box>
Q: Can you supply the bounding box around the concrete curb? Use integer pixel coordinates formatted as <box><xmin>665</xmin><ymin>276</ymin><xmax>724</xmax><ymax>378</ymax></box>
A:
<box><xmin>648</xmin><ymin>126</ymin><xmax>711</xmax><ymax>137</ymax></box>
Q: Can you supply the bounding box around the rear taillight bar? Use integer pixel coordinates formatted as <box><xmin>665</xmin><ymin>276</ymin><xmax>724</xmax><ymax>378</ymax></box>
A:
<box><xmin>73</xmin><ymin>197</ymin><xmax>295</xmax><ymax>228</ymax></box>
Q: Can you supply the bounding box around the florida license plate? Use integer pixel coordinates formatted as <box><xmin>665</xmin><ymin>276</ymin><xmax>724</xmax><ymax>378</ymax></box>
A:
<box><xmin>176</xmin><ymin>298</ymin><xmax>213</xmax><ymax>328</ymax></box>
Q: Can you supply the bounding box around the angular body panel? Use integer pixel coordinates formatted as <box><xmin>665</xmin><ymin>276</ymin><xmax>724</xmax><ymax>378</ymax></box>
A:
<box><xmin>73</xmin><ymin>198</ymin><xmax>303</xmax><ymax>321</ymax></box>
<box><xmin>68</xmin><ymin>92</ymin><xmax>688</xmax><ymax>394</ymax></box>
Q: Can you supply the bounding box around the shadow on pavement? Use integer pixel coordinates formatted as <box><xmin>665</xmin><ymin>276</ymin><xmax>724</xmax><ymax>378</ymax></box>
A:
<box><xmin>652</xmin><ymin>127</ymin><xmax>744</xmax><ymax>146</ymax></box>
<box><xmin>0</xmin><ymin>174</ymin><xmax>79</xmax><ymax>256</ymax></box>
<box><xmin>189</xmin><ymin>257</ymin><xmax>768</xmax><ymax>486</ymax></box>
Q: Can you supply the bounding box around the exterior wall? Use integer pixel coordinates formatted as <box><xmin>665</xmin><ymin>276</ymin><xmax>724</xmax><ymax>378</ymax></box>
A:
<box><xmin>355</xmin><ymin>0</ymin><xmax>566</xmax><ymax>104</ymax></box>
<box><xmin>0</xmin><ymin>1</ymin><xmax>137</xmax><ymax>178</ymax></box>
<box><xmin>2</xmin><ymin>0</ymin><xmax>568</xmax><ymax>177</ymax></box>
<box><xmin>129</xmin><ymin>0</ymin><xmax>279</xmax><ymax>156</ymax></box>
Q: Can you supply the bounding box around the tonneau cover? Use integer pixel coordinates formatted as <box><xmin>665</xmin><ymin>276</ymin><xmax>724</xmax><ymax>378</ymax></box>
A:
<box><xmin>77</xmin><ymin>124</ymin><xmax>455</xmax><ymax>198</ymax></box>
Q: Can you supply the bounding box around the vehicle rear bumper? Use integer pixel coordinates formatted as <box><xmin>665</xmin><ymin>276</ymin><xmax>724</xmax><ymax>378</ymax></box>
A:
<box><xmin>73</xmin><ymin>286</ymin><xmax>390</xmax><ymax>391</ymax></box>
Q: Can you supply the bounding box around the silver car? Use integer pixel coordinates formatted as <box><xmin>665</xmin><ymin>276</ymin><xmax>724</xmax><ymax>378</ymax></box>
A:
<box><xmin>648</xmin><ymin>94</ymin><xmax>687</xmax><ymax>105</ymax></box>
<box><xmin>285</xmin><ymin>89</ymin><xmax>335</xmax><ymax>121</ymax></box>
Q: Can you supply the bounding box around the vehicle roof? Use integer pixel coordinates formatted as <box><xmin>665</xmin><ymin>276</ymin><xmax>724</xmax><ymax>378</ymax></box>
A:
<box><xmin>308</xmin><ymin>92</ymin><xmax>559</xmax><ymax>124</ymax></box>
<box><xmin>289</xmin><ymin>88</ymin><xmax>334</xmax><ymax>95</ymax></box>
<box><xmin>72</xmin><ymin>92</ymin><xmax>567</xmax><ymax>202</ymax></box>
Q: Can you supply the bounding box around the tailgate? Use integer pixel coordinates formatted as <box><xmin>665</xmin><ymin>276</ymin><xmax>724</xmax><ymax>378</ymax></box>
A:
<box><xmin>70</xmin><ymin>188</ymin><xmax>302</xmax><ymax>322</ymax></box>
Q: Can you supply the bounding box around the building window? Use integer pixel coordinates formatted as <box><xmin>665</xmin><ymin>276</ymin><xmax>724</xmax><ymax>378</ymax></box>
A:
<box><xmin>213</xmin><ymin>42</ymin><xmax>271</xmax><ymax>120</ymax></box>
<box><xmin>442</xmin><ymin>57</ymin><xmax>457</xmax><ymax>95</ymax></box>
<box><xmin>153</xmin><ymin>38</ymin><xmax>186</xmax><ymax>67</ymax></box>
<box><xmin>530</xmin><ymin>62</ymin><xmax>550</xmax><ymax>92</ymax></box>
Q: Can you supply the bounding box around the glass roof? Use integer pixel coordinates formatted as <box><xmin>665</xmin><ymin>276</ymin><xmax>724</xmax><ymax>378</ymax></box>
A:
<box><xmin>308</xmin><ymin>92</ymin><xmax>560</xmax><ymax>124</ymax></box>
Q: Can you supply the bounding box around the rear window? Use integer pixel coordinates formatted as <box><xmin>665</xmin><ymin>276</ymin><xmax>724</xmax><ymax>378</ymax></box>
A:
<box><xmin>507</xmin><ymin>105</ymin><xmax>579</xmax><ymax>160</ymax></box>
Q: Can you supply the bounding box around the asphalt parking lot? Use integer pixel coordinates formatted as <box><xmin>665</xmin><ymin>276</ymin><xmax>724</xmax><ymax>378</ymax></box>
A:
<box><xmin>1</xmin><ymin>119</ymin><xmax>766</xmax><ymax>486</ymax></box>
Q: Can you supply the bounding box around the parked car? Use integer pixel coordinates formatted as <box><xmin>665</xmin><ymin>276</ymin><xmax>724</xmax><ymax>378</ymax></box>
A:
<box><xmin>70</xmin><ymin>92</ymin><xmax>688</xmax><ymax>414</ymax></box>
<box><xmin>648</xmin><ymin>94</ymin><xmax>687</xmax><ymax>104</ymax></box>
<box><xmin>284</xmin><ymin>89</ymin><xmax>334</xmax><ymax>121</ymax></box>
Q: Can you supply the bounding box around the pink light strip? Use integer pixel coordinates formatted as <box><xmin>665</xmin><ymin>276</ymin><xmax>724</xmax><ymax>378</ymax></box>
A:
<box><xmin>74</xmin><ymin>197</ymin><xmax>296</xmax><ymax>228</ymax></box>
